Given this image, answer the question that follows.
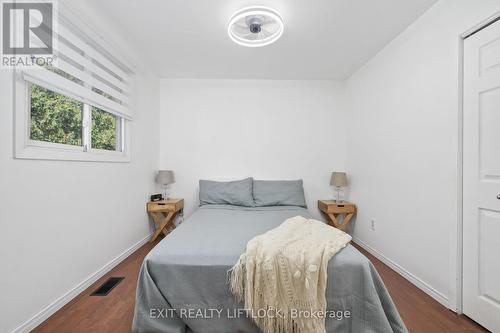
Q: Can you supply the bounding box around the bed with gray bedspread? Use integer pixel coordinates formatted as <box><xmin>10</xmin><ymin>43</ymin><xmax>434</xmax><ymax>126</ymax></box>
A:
<box><xmin>132</xmin><ymin>204</ymin><xmax>407</xmax><ymax>333</ymax></box>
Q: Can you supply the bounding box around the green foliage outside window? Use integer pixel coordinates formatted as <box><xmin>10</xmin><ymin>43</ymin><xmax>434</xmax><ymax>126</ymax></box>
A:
<box><xmin>30</xmin><ymin>84</ymin><xmax>119</xmax><ymax>151</ymax></box>
<box><xmin>30</xmin><ymin>84</ymin><xmax>83</xmax><ymax>146</ymax></box>
<box><xmin>91</xmin><ymin>107</ymin><xmax>117</xmax><ymax>151</ymax></box>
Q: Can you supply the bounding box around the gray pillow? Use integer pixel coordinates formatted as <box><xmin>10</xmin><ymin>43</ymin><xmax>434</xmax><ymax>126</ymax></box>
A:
<box><xmin>253</xmin><ymin>179</ymin><xmax>307</xmax><ymax>207</ymax></box>
<box><xmin>199</xmin><ymin>178</ymin><xmax>254</xmax><ymax>207</ymax></box>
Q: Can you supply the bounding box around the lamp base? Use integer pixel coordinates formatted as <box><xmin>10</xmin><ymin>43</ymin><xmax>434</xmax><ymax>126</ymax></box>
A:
<box><xmin>162</xmin><ymin>186</ymin><xmax>171</xmax><ymax>201</ymax></box>
<box><xmin>334</xmin><ymin>187</ymin><xmax>343</xmax><ymax>203</ymax></box>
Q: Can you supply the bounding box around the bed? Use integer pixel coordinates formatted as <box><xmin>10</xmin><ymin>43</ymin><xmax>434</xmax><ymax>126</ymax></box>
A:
<box><xmin>132</xmin><ymin>204</ymin><xmax>407</xmax><ymax>333</ymax></box>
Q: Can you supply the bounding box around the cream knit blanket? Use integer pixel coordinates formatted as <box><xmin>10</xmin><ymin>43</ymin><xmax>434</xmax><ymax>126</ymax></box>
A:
<box><xmin>229</xmin><ymin>216</ymin><xmax>352</xmax><ymax>333</ymax></box>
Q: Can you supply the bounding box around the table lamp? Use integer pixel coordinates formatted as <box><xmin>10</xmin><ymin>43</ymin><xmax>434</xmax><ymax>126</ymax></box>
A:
<box><xmin>330</xmin><ymin>172</ymin><xmax>347</xmax><ymax>203</ymax></box>
<box><xmin>156</xmin><ymin>170</ymin><xmax>175</xmax><ymax>200</ymax></box>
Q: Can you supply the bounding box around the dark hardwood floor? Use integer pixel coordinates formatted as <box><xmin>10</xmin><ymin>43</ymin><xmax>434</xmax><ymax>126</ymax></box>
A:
<box><xmin>352</xmin><ymin>244</ymin><xmax>488</xmax><ymax>333</ymax></box>
<box><xmin>32</xmin><ymin>241</ymin><xmax>157</xmax><ymax>333</ymax></box>
<box><xmin>32</xmin><ymin>240</ymin><xmax>488</xmax><ymax>333</ymax></box>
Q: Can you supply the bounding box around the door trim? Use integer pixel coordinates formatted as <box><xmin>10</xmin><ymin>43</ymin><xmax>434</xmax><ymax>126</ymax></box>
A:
<box><xmin>457</xmin><ymin>10</ymin><xmax>500</xmax><ymax>314</ymax></box>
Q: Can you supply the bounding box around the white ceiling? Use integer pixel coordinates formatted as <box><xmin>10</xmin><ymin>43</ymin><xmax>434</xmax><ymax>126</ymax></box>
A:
<box><xmin>87</xmin><ymin>0</ymin><xmax>437</xmax><ymax>79</ymax></box>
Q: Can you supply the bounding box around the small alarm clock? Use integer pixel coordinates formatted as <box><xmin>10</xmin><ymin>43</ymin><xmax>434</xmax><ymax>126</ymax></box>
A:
<box><xmin>150</xmin><ymin>194</ymin><xmax>163</xmax><ymax>202</ymax></box>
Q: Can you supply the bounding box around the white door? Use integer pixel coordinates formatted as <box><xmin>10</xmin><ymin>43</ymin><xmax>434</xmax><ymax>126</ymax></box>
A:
<box><xmin>463</xmin><ymin>19</ymin><xmax>500</xmax><ymax>333</ymax></box>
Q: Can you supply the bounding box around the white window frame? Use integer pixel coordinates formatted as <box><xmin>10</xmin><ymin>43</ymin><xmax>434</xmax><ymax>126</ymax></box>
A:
<box><xmin>14</xmin><ymin>71</ymin><xmax>131</xmax><ymax>163</ymax></box>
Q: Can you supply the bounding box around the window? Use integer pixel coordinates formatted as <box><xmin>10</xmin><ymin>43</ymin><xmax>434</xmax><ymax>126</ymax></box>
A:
<box><xmin>28</xmin><ymin>83</ymin><xmax>124</xmax><ymax>153</ymax></box>
<box><xmin>15</xmin><ymin>16</ymin><xmax>133</xmax><ymax>162</ymax></box>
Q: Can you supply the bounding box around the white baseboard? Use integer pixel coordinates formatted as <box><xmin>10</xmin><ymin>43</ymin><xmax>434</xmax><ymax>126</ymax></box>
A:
<box><xmin>10</xmin><ymin>234</ymin><xmax>152</xmax><ymax>333</ymax></box>
<box><xmin>352</xmin><ymin>236</ymin><xmax>450</xmax><ymax>309</ymax></box>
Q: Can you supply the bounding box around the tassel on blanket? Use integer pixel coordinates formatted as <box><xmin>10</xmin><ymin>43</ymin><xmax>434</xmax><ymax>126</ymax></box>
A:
<box><xmin>228</xmin><ymin>253</ymin><xmax>246</xmax><ymax>302</ymax></box>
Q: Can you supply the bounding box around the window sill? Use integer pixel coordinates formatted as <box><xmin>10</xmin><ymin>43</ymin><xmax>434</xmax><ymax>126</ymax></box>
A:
<box><xmin>15</xmin><ymin>141</ymin><xmax>130</xmax><ymax>163</ymax></box>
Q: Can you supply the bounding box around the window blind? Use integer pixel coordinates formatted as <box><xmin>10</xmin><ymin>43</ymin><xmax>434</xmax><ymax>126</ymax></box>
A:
<box><xmin>22</xmin><ymin>20</ymin><xmax>134</xmax><ymax>120</ymax></box>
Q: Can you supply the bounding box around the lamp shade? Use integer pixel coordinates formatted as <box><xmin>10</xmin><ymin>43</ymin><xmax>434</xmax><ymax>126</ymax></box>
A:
<box><xmin>156</xmin><ymin>170</ymin><xmax>175</xmax><ymax>185</ymax></box>
<box><xmin>330</xmin><ymin>172</ymin><xmax>347</xmax><ymax>187</ymax></box>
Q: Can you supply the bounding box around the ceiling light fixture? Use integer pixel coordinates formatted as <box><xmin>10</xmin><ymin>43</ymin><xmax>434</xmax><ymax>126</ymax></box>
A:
<box><xmin>227</xmin><ymin>6</ymin><xmax>284</xmax><ymax>47</ymax></box>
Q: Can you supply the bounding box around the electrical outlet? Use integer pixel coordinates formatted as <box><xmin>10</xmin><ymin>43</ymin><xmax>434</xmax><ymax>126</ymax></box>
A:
<box><xmin>370</xmin><ymin>220</ymin><xmax>375</xmax><ymax>231</ymax></box>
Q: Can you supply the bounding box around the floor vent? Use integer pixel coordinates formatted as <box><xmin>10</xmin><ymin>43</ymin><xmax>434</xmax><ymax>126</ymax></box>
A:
<box><xmin>90</xmin><ymin>277</ymin><xmax>124</xmax><ymax>296</ymax></box>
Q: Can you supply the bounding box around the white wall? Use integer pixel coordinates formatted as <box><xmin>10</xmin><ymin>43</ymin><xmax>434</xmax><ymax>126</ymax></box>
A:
<box><xmin>346</xmin><ymin>0</ymin><xmax>500</xmax><ymax>310</ymax></box>
<box><xmin>0</xmin><ymin>2</ymin><xmax>160</xmax><ymax>333</ymax></box>
<box><xmin>159</xmin><ymin>79</ymin><xmax>347</xmax><ymax>218</ymax></box>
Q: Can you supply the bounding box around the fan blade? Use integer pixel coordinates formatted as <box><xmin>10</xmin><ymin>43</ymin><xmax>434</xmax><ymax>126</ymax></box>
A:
<box><xmin>246</xmin><ymin>33</ymin><xmax>259</xmax><ymax>40</ymax></box>
<box><xmin>261</xmin><ymin>15</ymin><xmax>278</xmax><ymax>25</ymax></box>
<box><xmin>261</xmin><ymin>27</ymin><xmax>279</xmax><ymax>38</ymax></box>
<box><xmin>262</xmin><ymin>22</ymin><xmax>280</xmax><ymax>33</ymax></box>
<box><xmin>232</xmin><ymin>24</ymin><xmax>251</xmax><ymax>35</ymax></box>
<box><xmin>261</xmin><ymin>28</ymin><xmax>274</xmax><ymax>40</ymax></box>
<box><xmin>240</xmin><ymin>32</ymin><xmax>257</xmax><ymax>38</ymax></box>
<box><xmin>234</xmin><ymin>20</ymin><xmax>248</xmax><ymax>29</ymax></box>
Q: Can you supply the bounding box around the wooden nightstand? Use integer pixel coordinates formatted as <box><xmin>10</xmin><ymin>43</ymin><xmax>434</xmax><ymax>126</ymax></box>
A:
<box><xmin>318</xmin><ymin>200</ymin><xmax>356</xmax><ymax>231</ymax></box>
<box><xmin>147</xmin><ymin>199</ymin><xmax>184</xmax><ymax>243</ymax></box>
